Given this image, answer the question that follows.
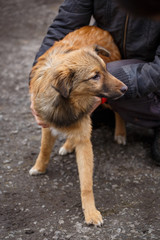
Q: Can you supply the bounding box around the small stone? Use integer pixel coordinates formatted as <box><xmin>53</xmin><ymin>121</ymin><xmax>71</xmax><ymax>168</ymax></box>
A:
<box><xmin>58</xmin><ymin>219</ymin><xmax>64</xmax><ymax>225</ymax></box>
<box><xmin>3</xmin><ymin>159</ymin><xmax>12</xmax><ymax>164</ymax></box>
<box><xmin>25</xmin><ymin>228</ymin><xmax>34</xmax><ymax>234</ymax></box>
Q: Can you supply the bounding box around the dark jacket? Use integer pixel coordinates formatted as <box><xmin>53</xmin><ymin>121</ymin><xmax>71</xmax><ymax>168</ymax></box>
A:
<box><xmin>34</xmin><ymin>0</ymin><xmax>160</xmax><ymax>98</ymax></box>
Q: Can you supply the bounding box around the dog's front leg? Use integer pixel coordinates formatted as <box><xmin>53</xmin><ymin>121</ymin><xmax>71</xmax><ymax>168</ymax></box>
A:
<box><xmin>75</xmin><ymin>139</ymin><xmax>103</xmax><ymax>226</ymax></box>
<box><xmin>29</xmin><ymin>128</ymin><xmax>56</xmax><ymax>175</ymax></box>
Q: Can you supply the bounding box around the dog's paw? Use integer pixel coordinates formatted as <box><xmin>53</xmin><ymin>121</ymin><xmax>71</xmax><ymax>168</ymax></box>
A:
<box><xmin>59</xmin><ymin>146</ymin><xmax>68</xmax><ymax>155</ymax></box>
<box><xmin>114</xmin><ymin>135</ymin><xmax>126</xmax><ymax>145</ymax></box>
<box><xmin>84</xmin><ymin>208</ymin><xmax>103</xmax><ymax>227</ymax></box>
<box><xmin>59</xmin><ymin>146</ymin><xmax>73</xmax><ymax>155</ymax></box>
<box><xmin>29</xmin><ymin>167</ymin><xmax>46</xmax><ymax>176</ymax></box>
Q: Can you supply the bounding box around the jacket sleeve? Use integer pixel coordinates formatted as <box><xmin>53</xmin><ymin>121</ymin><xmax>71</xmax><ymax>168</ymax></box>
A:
<box><xmin>33</xmin><ymin>0</ymin><xmax>93</xmax><ymax>64</ymax></box>
<box><xmin>113</xmin><ymin>45</ymin><xmax>160</xmax><ymax>98</ymax></box>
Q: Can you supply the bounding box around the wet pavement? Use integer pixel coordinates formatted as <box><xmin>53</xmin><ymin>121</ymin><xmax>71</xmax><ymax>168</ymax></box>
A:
<box><xmin>1</xmin><ymin>0</ymin><xmax>160</xmax><ymax>239</ymax></box>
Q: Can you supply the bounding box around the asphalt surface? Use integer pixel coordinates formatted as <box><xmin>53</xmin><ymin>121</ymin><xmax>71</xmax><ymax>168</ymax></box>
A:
<box><xmin>1</xmin><ymin>0</ymin><xmax>160</xmax><ymax>239</ymax></box>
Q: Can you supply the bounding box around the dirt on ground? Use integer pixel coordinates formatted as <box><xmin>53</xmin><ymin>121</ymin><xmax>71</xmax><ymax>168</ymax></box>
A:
<box><xmin>1</xmin><ymin>0</ymin><xmax>160</xmax><ymax>239</ymax></box>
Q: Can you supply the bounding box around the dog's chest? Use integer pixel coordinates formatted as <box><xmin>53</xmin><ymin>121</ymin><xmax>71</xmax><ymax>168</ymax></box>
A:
<box><xmin>50</xmin><ymin>127</ymin><xmax>68</xmax><ymax>139</ymax></box>
<box><xmin>50</xmin><ymin>127</ymin><xmax>62</xmax><ymax>137</ymax></box>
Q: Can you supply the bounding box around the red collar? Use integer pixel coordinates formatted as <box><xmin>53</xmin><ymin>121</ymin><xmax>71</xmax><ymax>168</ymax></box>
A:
<box><xmin>101</xmin><ymin>97</ymin><xmax>108</xmax><ymax>104</ymax></box>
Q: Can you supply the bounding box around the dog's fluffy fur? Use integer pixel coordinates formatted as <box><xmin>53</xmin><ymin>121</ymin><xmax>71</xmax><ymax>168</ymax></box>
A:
<box><xmin>29</xmin><ymin>26</ymin><xmax>127</xmax><ymax>226</ymax></box>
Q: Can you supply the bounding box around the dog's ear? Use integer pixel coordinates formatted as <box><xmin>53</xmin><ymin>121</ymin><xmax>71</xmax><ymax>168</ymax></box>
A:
<box><xmin>51</xmin><ymin>66</ymin><xmax>74</xmax><ymax>98</ymax></box>
<box><xmin>94</xmin><ymin>44</ymin><xmax>111</xmax><ymax>57</ymax></box>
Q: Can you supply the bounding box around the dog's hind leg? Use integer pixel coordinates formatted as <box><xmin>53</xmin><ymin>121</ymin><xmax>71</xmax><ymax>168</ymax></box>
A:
<box><xmin>59</xmin><ymin>138</ymin><xmax>74</xmax><ymax>155</ymax></box>
<box><xmin>103</xmin><ymin>103</ymin><xmax>126</xmax><ymax>144</ymax></box>
<box><xmin>114</xmin><ymin>112</ymin><xmax>126</xmax><ymax>145</ymax></box>
<box><xmin>29</xmin><ymin>128</ymin><xmax>56</xmax><ymax>175</ymax></box>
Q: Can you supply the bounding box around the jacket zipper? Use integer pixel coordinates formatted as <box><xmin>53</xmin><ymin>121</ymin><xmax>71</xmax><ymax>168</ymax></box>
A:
<box><xmin>123</xmin><ymin>14</ymin><xmax>129</xmax><ymax>58</ymax></box>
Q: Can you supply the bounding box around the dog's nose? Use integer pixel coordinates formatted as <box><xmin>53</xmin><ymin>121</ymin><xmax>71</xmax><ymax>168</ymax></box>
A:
<box><xmin>120</xmin><ymin>85</ymin><xmax>128</xmax><ymax>94</ymax></box>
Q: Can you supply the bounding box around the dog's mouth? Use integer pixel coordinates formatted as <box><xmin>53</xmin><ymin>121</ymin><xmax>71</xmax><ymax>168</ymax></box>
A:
<box><xmin>97</xmin><ymin>84</ymin><xmax>128</xmax><ymax>100</ymax></box>
<box><xmin>97</xmin><ymin>92</ymin><xmax>125</xmax><ymax>100</ymax></box>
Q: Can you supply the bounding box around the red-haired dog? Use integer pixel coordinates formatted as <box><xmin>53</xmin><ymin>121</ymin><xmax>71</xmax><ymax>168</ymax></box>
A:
<box><xmin>29</xmin><ymin>26</ymin><xmax>127</xmax><ymax>226</ymax></box>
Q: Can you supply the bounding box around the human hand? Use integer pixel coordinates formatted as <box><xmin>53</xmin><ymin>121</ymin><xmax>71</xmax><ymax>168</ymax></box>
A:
<box><xmin>30</xmin><ymin>95</ymin><xmax>49</xmax><ymax>128</ymax></box>
<box><xmin>31</xmin><ymin>96</ymin><xmax>101</xmax><ymax>126</ymax></box>
<box><xmin>89</xmin><ymin>97</ymin><xmax>101</xmax><ymax>115</ymax></box>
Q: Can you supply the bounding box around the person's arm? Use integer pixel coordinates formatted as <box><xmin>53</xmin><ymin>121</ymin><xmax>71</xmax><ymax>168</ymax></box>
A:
<box><xmin>111</xmin><ymin>45</ymin><xmax>160</xmax><ymax>98</ymax></box>
<box><xmin>33</xmin><ymin>0</ymin><xmax>93</xmax><ymax>65</ymax></box>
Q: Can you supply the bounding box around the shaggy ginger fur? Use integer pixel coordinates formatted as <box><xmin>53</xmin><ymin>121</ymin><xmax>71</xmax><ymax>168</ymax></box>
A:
<box><xmin>29</xmin><ymin>26</ymin><xmax>127</xmax><ymax>226</ymax></box>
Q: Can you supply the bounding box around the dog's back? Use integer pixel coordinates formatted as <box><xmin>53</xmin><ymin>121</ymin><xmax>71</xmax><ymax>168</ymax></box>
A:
<box><xmin>47</xmin><ymin>26</ymin><xmax>121</xmax><ymax>63</ymax></box>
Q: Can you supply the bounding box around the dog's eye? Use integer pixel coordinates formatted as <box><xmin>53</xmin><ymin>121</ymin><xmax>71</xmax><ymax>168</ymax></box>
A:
<box><xmin>92</xmin><ymin>73</ymin><xmax>100</xmax><ymax>81</ymax></box>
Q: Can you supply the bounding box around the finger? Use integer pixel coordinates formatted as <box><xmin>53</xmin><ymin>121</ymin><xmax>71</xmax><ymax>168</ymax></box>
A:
<box><xmin>38</xmin><ymin>123</ymin><xmax>49</xmax><ymax>128</ymax></box>
<box><xmin>30</xmin><ymin>102</ymin><xmax>41</xmax><ymax>117</ymax></box>
<box><xmin>31</xmin><ymin>108</ymin><xmax>40</xmax><ymax>117</ymax></box>
<box><xmin>35</xmin><ymin>115</ymin><xmax>49</xmax><ymax>128</ymax></box>
<box><xmin>89</xmin><ymin>97</ymin><xmax>101</xmax><ymax>114</ymax></box>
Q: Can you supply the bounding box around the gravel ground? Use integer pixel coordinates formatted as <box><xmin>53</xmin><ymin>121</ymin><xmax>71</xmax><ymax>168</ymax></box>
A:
<box><xmin>1</xmin><ymin>0</ymin><xmax>160</xmax><ymax>239</ymax></box>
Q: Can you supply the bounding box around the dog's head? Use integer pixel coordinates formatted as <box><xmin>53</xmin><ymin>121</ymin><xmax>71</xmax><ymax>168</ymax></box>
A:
<box><xmin>30</xmin><ymin>45</ymin><xmax>127</xmax><ymax>127</ymax></box>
